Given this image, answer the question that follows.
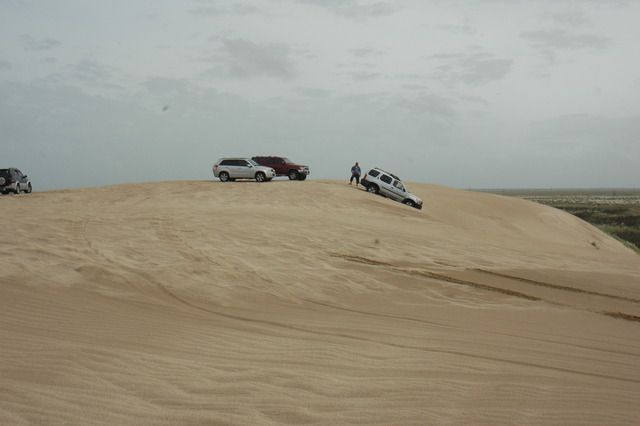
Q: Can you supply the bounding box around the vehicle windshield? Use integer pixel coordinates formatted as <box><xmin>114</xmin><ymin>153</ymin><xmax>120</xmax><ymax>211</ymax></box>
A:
<box><xmin>282</xmin><ymin>158</ymin><xmax>290</xmax><ymax>163</ymax></box>
<box><xmin>248</xmin><ymin>159</ymin><xmax>260</xmax><ymax>167</ymax></box>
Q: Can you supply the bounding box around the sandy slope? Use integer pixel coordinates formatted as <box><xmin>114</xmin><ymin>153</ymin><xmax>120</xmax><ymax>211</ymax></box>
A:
<box><xmin>1</xmin><ymin>180</ymin><xmax>639</xmax><ymax>425</ymax></box>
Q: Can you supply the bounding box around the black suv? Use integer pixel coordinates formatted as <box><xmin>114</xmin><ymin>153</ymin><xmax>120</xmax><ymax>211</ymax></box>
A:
<box><xmin>0</xmin><ymin>168</ymin><xmax>32</xmax><ymax>194</ymax></box>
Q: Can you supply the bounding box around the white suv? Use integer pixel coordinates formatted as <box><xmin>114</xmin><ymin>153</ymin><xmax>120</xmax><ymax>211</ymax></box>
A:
<box><xmin>361</xmin><ymin>168</ymin><xmax>423</xmax><ymax>210</ymax></box>
<box><xmin>213</xmin><ymin>158</ymin><xmax>276</xmax><ymax>182</ymax></box>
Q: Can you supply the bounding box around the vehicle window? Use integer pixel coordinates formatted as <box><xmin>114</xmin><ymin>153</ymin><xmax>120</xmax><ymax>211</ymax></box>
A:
<box><xmin>248</xmin><ymin>159</ymin><xmax>259</xmax><ymax>167</ymax></box>
<box><xmin>368</xmin><ymin>169</ymin><xmax>380</xmax><ymax>177</ymax></box>
<box><xmin>380</xmin><ymin>174</ymin><xmax>392</xmax><ymax>184</ymax></box>
<box><xmin>393</xmin><ymin>180</ymin><xmax>404</xmax><ymax>191</ymax></box>
<box><xmin>220</xmin><ymin>160</ymin><xmax>231</xmax><ymax>166</ymax></box>
<box><xmin>281</xmin><ymin>158</ymin><xmax>289</xmax><ymax>164</ymax></box>
<box><xmin>0</xmin><ymin>169</ymin><xmax>9</xmax><ymax>179</ymax></box>
<box><xmin>237</xmin><ymin>160</ymin><xmax>249</xmax><ymax>167</ymax></box>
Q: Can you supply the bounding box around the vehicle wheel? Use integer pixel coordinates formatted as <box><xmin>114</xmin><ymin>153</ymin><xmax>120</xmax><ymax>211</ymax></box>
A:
<box><xmin>26</xmin><ymin>183</ymin><xmax>32</xmax><ymax>193</ymax></box>
<box><xmin>219</xmin><ymin>172</ymin><xmax>230</xmax><ymax>182</ymax></box>
<box><xmin>255</xmin><ymin>172</ymin><xmax>266</xmax><ymax>182</ymax></box>
<box><xmin>298</xmin><ymin>175</ymin><xmax>307</xmax><ymax>181</ymax></box>
<box><xmin>367</xmin><ymin>184</ymin><xmax>379</xmax><ymax>194</ymax></box>
<box><xmin>14</xmin><ymin>185</ymin><xmax>20</xmax><ymax>194</ymax></box>
<box><xmin>403</xmin><ymin>199</ymin><xmax>415</xmax><ymax>208</ymax></box>
<box><xmin>288</xmin><ymin>170</ymin><xmax>298</xmax><ymax>180</ymax></box>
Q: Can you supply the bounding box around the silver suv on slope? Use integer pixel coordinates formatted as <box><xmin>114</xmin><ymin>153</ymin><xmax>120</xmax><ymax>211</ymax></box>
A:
<box><xmin>360</xmin><ymin>168</ymin><xmax>423</xmax><ymax>210</ymax></box>
<box><xmin>213</xmin><ymin>158</ymin><xmax>276</xmax><ymax>182</ymax></box>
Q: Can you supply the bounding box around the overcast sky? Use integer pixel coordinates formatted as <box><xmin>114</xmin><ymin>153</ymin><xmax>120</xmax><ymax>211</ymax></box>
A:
<box><xmin>1</xmin><ymin>0</ymin><xmax>639</xmax><ymax>190</ymax></box>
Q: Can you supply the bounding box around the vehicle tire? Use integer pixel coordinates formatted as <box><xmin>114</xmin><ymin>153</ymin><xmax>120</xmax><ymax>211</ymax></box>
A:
<box><xmin>298</xmin><ymin>175</ymin><xmax>307</xmax><ymax>181</ymax></box>
<box><xmin>255</xmin><ymin>172</ymin><xmax>266</xmax><ymax>182</ymax></box>
<box><xmin>219</xmin><ymin>172</ymin><xmax>230</xmax><ymax>182</ymax></box>
<box><xmin>403</xmin><ymin>199</ymin><xmax>415</xmax><ymax>208</ymax></box>
<box><xmin>288</xmin><ymin>170</ymin><xmax>298</xmax><ymax>180</ymax></box>
<box><xmin>367</xmin><ymin>184</ymin><xmax>379</xmax><ymax>194</ymax></box>
<box><xmin>26</xmin><ymin>183</ymin><xmax>32</xmax><ymax>194</ymax></box>
<box><xmin>14</xmin><ymin>184</ymin><xmax>20</xmax><ymax>194</ymax></box>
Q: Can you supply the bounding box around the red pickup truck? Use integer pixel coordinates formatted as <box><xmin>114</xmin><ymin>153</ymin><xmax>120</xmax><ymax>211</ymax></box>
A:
<box><xmin>252</xmin><ymin>156</ymin><xmax>310</xmax><ymax>181</ymax></box>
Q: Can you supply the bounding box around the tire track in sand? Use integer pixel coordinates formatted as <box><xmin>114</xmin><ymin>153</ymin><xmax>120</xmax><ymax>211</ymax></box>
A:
<box><xmin>151</xmin><ymin>278</ymin><xmax>640</xmax><ymax>385</ymax></box>
<box><xmin>473</xmin><ymin>269</ymin><xmax>640</xmax><ymax>303</ymax></box>
<box><xmin>329</xmin><ymin>254</ymin><xmax>541</xmax><ymax>301</ymax></box>
<box><xmin>330</xmin><ymin>253</ymin><xmax>640</xmax><ymax>324</ymax></box>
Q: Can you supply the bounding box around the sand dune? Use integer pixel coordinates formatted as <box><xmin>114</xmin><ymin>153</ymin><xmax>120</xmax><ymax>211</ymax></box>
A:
<box><xmin>1</xmin><ymin>180</ymin><xmax>640</xmax><ymax>425</ymax></box>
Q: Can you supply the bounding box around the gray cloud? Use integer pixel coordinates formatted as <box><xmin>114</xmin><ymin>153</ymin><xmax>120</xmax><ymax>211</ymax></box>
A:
<box><xmin>396</xmin><ymin>73</ymin><xmax>422</xmax><ymax>81</ymax></box>
<box><xmin>20</xmin><ymin>34</ymin><xmax>61</xmax><ymax>51</ymax></box>
<box><xmin>190</xmin><ymin>0</ymin><xmax>261</xmax><ymax>16</ymax></box>
<box><xmin>529</xmin><ymin>114</ymin><xmax>638</xmax><ymax>150</ymax></box>
<box><xmin>393</xmin><ymin>93</ymin><xmax>456</xmax><ymax>118</ymax></box>
<box><xmin>294</xmin><ymin>87</ymin><xmax>333</xmax><ymax>99</ymax></box>
<box><xmin>205</xmin><ymin>38</ymin><xmax>295</xmax><ymax>79</ymax></box>
<box><xmin>402</xmin><ymin>83</ymin><xmax>429</xmax><ymax>91</ymax></box>
<box><xmin>71</xmin><ymin>59</ymin><xmax>124</xmax><ymax>91</ymax></box>
<box><xmin>298</xmin><ymin>0</ymin><xmax>399</xmax><ymax>19</ymax></box>
<box><xmin>522</xmin><ymin>29</ymin><xmax>610</xmax><ymax>50</ymax></box>
<box><xmin>349</xmin><ymin>47</ymin><xmax>380</xmax><ymax>57</ymax></box>
<box><xmin>326</xmin><ymin>90</ymin><xmax>456</xmax><ymax>119</ymax></box>
<box><xmin>437</xmin><ymin>24</ymin><xmax>477</xmax><ymax>36</ymax></box>
<box><xmin>430</xmin><ymin>49</ymin><xmax>513</xmax><ymax>86</ymax></box>
<box><xmin>540</xmin><ymin>10</ymin><xmax>591</xmax><ymax>27</ymax></box>
<box><xmin>347</xmin><ymin>71</ymin><xmax>380</xmax><ymax>81</ymax></box>
<box><xmin>459</xmin><ymin>95</ymin><xmax>488</xmax><ymax>106</ymax></box>
<box><xmin>0</xmin><ymin>60</ymin><xmax>11</xmax><ymax>70</ymax></box>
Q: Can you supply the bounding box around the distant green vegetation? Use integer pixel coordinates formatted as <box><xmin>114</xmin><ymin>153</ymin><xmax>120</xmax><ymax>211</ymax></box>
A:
<box><xmin>478</xmin><ymin>189</ymin><xmax>640</xmax><ymax>252</ymax></box>
<box><xmin>550</xmin><ymin>204</ymin><xmax>640</xmax><ymax>250</ymax></box>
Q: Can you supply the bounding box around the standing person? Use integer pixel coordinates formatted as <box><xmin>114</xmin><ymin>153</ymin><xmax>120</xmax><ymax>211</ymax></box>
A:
<box><xmin>350</xmin><ymin>162</ymin><xmax>361</xmax><ymax>186</ymax></box>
